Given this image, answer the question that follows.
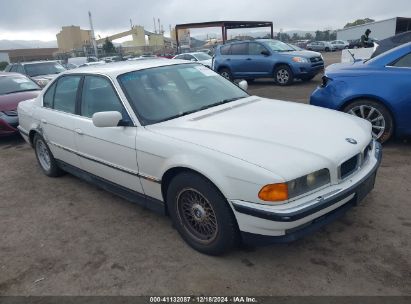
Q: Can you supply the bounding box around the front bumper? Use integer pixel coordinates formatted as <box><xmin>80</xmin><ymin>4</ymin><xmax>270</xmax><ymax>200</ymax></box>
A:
<box><xmin>0</xmin><ymin>118</ymin><xmax>18</xmax><ymax>136</ymax></box>
<box><xmin>232</xmin><ymin>142</ymin><xmax>382</xmax><ymax>245</ymax></box>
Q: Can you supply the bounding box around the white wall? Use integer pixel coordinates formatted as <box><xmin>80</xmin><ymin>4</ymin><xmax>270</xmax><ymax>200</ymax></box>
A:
<box><xmin>337</xmin><ymin>18</ymin><xmax>397</xmax><ymax>41</ymax></box>
<box><xmin>0</xmin><ymin>52</ymin><xmax>10</xmax><ymax>63</ymax></box>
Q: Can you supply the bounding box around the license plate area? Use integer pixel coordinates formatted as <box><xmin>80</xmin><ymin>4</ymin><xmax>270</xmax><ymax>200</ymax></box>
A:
<box><xmin>356</xmin><ymin>172</ymin><xmax>376</xmax><ymax>202</ymax></box>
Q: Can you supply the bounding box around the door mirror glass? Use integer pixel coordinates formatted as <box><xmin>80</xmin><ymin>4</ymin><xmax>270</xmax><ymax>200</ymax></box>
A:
<box><xmin>92</xmin><ymin>111</ymin><xmax>122</xmax><ymax>127</ymax></box>
<box><xmin>261</xmin><ymin>50</ymin><xmax>270</xmax><ymax>56</ymax></box>
<box><xmin>238</xmin><ymin>80</ymin><xmax>248</xmax><ymax>91</ymax></box>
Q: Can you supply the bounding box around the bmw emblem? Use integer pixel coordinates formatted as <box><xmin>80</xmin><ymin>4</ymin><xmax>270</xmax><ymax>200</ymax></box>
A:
<box><xmin>346</xmin><ymin>138</ymin><xmax>358</xmax><ymax>145</ymax></box>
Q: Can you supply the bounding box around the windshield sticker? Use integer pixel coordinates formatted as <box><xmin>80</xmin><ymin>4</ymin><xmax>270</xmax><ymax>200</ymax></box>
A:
<box><xmin>194</xmin><ymin>65</ymin><xmax>215</xmax><ymax>76</ymax></box>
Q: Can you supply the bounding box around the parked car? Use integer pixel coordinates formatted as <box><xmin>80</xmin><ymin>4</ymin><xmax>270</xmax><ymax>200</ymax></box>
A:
<box><xmin>371</xmin><ymin>31</ymin><xmax>411</xmax><ymax>58</ymax></box>
<box><xmin>213</xmin><ymin>39</ymin><xmax>324</xmax><ymax>85</ymax></box>
<box><xmin>306</xmin><ymin>41</ymin><xmax>336</xmax><ymax>52</ymax></box>
<box><xmin>172</xmin><ymin>52</ymin><xmax>212</xmax><ymax>68</ymax></box>
<box><xmin>0</xmin><ymin>72</ymin><xmax>41</xmax><ymax>136</ymax></box>
<box><xmin>5</xmin><ymin>61</ymin><xmax>66</xmax><ymax>87</ymax></box>
<box><xmin>348</xmin><ymin>38</ymin><xmax>377</xmax><ymax>49</ymax></box>
<box><xmin>18</xmin><ymin>60</ymin><xmax>381</xmax><ymax>255</ymax></box>
<box><xmin>330</xmin><ymin>40</ymin><xmax>349</xmax><ymax>50</ymax></box>
<box><xmin>311</xmin><ymin>42</ymin><xmax>411</xmax><ymax>143</ymax></box>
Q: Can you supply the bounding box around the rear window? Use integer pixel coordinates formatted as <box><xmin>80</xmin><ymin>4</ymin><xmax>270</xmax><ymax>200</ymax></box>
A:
<box><xmin>230</xmin><ymin>43</ymin><xmax>248</xmax><ymax>55</ymax></box>
<box><xmin>220</xmin><ymin>45</ymin><xmax>231</xmax><ymax>55</ymax></box>
<box><xmin>24</xmin><ymin>62</ymin><xmax>66</xmax><ymax>77</ymax></box>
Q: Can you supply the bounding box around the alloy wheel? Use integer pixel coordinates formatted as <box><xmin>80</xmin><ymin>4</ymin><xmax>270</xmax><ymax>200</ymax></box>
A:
<box><xmin>36</xmin><ymin>140</ymin><xmax>51</xmax><ymax>171</ymax></box>
<box><xmin>176</xmin><ymin>188</ymin><xmax>218</xmax><ymax>244</ymax></box>
<box><xmin>348</xmin><ymin>105</ymin><xmax>386</xmax><ymax>139</ymax></box>
<box><xmin>276</xmin><ymin>69</ymin><xmax>289</xmax><ymax>84</ymax></box>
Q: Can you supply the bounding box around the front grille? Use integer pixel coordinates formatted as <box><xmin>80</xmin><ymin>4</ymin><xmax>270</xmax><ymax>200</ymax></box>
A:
<box><xmin>340</xmin><ymin>155</ymin><xmax>359</xmax><ymax>179</ymax></box>
<box><xmin>310</xmin><ymin>56</ymin><xmax>322</xmax><ymax>63</ymax></box>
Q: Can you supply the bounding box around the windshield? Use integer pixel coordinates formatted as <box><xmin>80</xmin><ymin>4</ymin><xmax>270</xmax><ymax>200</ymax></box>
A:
<box><xmin>118</xmin><ymin>64</ymin><xmax>249</xmax><ymax>125</ymax></box>
<box><xmin>193</xmin><ymin>53</ymin><xmax>212</xmax><ymax>61</ymax></box>
<box><xmin>0</xmin><ymin>75</ymin><xmax>40</xmax><ymax>95</ymax></box>
<box><xmin>264</xmin><ymin>40</ymin><xmax>295</xmax><ymax>52</ymax></box>
<box><xmin>24</xmin><ymin>62</ymin><xmax>66</xmax><ymax>77</ymax></box>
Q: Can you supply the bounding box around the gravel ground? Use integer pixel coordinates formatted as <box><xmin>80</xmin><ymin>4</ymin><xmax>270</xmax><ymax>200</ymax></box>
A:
<box><xmin>0</xmin><ymin>51</ymin><xmax>410</xmax><ymax>296</ymax></box>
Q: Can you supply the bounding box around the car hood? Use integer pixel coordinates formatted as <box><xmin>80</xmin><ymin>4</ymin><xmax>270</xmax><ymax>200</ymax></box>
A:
<box><xmin>0</xmin><ymin>91</ymin><xmax>40</xmax><ymax>111</ymax></box>
<box><xmin>199</xmin><ymin>59</ymin><xmax>212</xmax><ymax>67</ymax></box>
<box><xmin>282</xmin><ymin>50</ymin><xmax>322</xmax><ymax>58</ymax></box>
<box><xmin>148</xmin><ymin>96</ymin><xmax>372</xmax><ymax>180</ymax></box>
<box><xmin>31</xmin><ymin>74</ymin><xmax>59</xmax><ymax>80</ymax></box>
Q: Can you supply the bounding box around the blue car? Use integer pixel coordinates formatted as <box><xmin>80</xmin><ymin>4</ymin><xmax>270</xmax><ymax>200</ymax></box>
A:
<box><xmin>213</xmin><ymin>39</ymin><xmax>324</xmax><ymax>85</ymax></box>
<box><xmin>310</xmin><ymin>42</ymin><xmax>411</xmax><ymax>143</ymax></box>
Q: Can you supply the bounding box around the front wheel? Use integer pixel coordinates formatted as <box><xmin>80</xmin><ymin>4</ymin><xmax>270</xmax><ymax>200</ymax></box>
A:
<box><xmin>167</xmin><ymin>172</ymin><xmax>239</xmax><ymax>255</ymax></box>
<box><xmin>274</xmin><ymin>65</ymin><xmax>294</xmax><ymax>86</ymax></box>
<box><xmin>218</xmin><ymin>68</ymin><xmax>233</xmax><ymax>81</ymax></box>
<box><xmin>343</xmin><ymin>99</ymin><xmax>394</xmax><ymax>143</ymax></box>
<box><xmin>34</xmin><ymin>134</ymin><xmax>65</xmax><ymax>177</ymax></box>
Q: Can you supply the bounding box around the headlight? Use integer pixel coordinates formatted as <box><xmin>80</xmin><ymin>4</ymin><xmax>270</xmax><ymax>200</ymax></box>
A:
<box><xmin>292</xmin><ymin>56</ymin><xmax>309</xmax><ymax>63</ymax></box>
<box><xmin>34</xmin><ymin>78</ymin><xmax>49</xmax><ymax>87</ymax></box>
<box><xmin>258</xmin><ymin>169</ymin><xmax>330</xmax><ymax>202</ymax></box>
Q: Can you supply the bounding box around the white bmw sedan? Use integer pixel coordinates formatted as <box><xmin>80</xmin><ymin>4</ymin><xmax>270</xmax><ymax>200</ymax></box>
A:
<box><xmin>17</xmin><ymin>60</ymin><xmax>382</xmax><ymax>255</ymax></box>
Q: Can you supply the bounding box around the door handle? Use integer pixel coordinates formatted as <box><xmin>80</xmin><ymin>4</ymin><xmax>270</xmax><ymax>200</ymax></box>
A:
<box><xmin>41</xmin><ymin>119</ymin><xmax>47</xmax><ymax>124</ymax></box>
<box><xmin>246</xmin><ymin>58</ymin><xmax>252</xmax><ymax>60</ymax></box>
<box><xmin>74</xmin><ymin>128</ymin><xmax>83</xmax><ymax>135</ymax></box>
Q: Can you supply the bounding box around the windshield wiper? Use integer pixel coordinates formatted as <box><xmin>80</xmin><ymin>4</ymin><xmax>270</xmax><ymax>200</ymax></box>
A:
<box><xmin>4</xmin><ymin>89</ymin><xmax>39</xmax><ymax>94</ymax></box>
<box><xmin>159</xmin><ymin>97</ymin><xmax>244</xmax><ymax>123</ymax></box>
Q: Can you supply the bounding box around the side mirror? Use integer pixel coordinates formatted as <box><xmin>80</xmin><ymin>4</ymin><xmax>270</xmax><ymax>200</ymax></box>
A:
<box><xmin>261</xmin><ymin>50</ymin><xmax>270</xmax><ymax>56</ymax></box>
<box><xmin>92</xmin><ymin>111</ymin><xmax>122</xmax><ymax>128</ymax></box>
<box><xmin>238</xmin><ymin>80</ymin><xmax>248</xmax><ymax>91</ymax></box>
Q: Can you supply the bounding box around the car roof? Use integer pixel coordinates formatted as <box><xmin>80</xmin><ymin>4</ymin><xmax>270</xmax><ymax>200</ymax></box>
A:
<box><xmin>63</xmin><ymin>59</ymin><xmax>190</xmax><ymax>78</ymax></box>
<box><xmin>15</xmin><ymin>60</ymin><xmax>59</xmax><ymax>65</ymax></box>
<box><xmin>0</xmin><ymin>71</ymin><xmax>28</xmax><ymax>77</ymax></box>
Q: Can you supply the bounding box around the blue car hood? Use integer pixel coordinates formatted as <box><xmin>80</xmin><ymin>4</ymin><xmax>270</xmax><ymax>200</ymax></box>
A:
<box><xmin>281</xmin><ymin>50</ymin><xmax>321</xmax><ymax>58</ymax></box>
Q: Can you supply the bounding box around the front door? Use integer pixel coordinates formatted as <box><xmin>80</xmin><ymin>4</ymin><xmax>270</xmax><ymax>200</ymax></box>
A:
<box><xmin>73</xmin><ymin>75</ymin><xmax>144</xmax><ymax>194</ymax></box>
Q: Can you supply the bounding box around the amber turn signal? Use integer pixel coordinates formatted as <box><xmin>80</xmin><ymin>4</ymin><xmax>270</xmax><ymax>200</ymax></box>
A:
<box><xmin>258</xmin><ymin>183</ymin><xmax>289</xmax><ymax>202</ymax></box>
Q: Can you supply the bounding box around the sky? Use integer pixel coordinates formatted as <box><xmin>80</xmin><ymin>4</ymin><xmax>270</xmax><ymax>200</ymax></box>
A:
<box><xmin>1</xmin><ymin>0</ymin><xmax>411</xmax><ymax>41</ymax></box>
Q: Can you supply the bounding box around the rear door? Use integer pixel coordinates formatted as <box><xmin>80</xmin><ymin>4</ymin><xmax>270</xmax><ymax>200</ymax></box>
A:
<box><xmin>228</xmin><ymin>42</ymin><xmax>249</xmax><ymax>77</ymax></box>
<box><xmin>35</xmin><ymin>75</ymin><xmax>82</xmax><ymax>167</ymax></box>
<box><xmin>73</xmin><ymin>75</ymin><xmax>144</xmax><ymax>194</ymax></box>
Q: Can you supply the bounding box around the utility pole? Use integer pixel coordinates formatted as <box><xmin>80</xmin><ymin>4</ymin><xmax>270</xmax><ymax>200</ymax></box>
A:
<box><xmin>88</xmin><ymin>11</ymin><xmax>98</xmax><ymax>58</ymax></box>
<box><xmin>153</xmin><ymin>17</ymin><xmax>157</xmax><ymax>33</ymax></box>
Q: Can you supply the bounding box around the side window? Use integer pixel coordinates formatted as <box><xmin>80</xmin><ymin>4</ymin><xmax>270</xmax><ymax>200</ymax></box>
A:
<box><xmin>248</xmin><ymin>42</ymin><xmax>268</xmax><ymax>55</ymax></box>
<box><xmin>53</xmin><ymin>76</ymin><xmax>81</xmax><ymax>114</ymax></box>
<box><xmin>230</xmin><ymin>43</ymin><xmax>248</xmax><ymax>55</ymax></box>
<box><xmin>4</xmin><ymin>65</ymin><xmax>12</xmax><ymax>72</ymax></box>
<box><xmin>392</xmin><ymin>53</ymin><xmax>411</xmax><ymax>68</ymax></box>
<box><xmin>43</xmin><ymin>81</ymin><xmax>56</xmax><ymax>108</ymax></box>
<box><xmin>220</xmin><ymin>45</ymin><xmax>231</xmax><ymax>55</ymax></box>
<box><xmin>10</xmin><ymin>65</ymin><xmax>18</xmax><ymax>72</ymax></box>
<box><xmin>16</xmin><ymin>65</ymin><xmax>25</xmax><ymax>74</ymax></box>
<box><xmin>81</xmin><ymin>76</ymin><xmax>126</xmax><ymax>118</ymax></box>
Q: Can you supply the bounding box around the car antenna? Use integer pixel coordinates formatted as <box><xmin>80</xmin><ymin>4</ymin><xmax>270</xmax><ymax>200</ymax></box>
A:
<box><xmin>347</xmin><ymin>49</ymin><xmax>356</xmax><ymax>62</ymax></box>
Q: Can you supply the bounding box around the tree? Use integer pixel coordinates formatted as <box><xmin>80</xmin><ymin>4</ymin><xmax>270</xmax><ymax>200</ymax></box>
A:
<box><xmin>344</xmin><ymin>18</ymin><xmax>375</xmax><ymax>29</ymax></box>
<box><xmin>102</xmin><ymin>37</ymin><xmax>116</xmax><ymax>54</ymax></box>
<box><xmin>304</xmin><ymin>33</ymin><xmax>314</xmax><ymax>40</ymax></box>
<box><xmin>0</xmin><ymin>61</ymin><xmax>8</xmax><ymax>71</ymax></box>
<box><xmin>292</xmin><ymin>33</ymin><xmax>300</xmax><ymax>41</ymax></box>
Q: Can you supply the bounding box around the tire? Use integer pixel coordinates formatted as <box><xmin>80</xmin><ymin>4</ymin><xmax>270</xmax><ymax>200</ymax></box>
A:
<box><xmin>167</xmin><ymin>172</ymin><xmax>239</xmax><ymax>255</ymax></box>
<box><xmin>33</xmin><ymin>134</ymin><xmax>65</xmax><ymax>177</ymax></box>
<box><xmin>274</xmin><ymin>65</ymin><xmax>294</xmax><ymax>86</ymax></box>
<box><xmin>218</xmin><ymin>68</ymin><xmax>233</xmax><ymax>81</ymax></box>
<box><xmin>325</xmin><ymin>47</ymin><xmax>330</xmax><ymax>52</ymax></box>
<box><xmin>343</xmin><ymin>99</ymin><xmax>394</xmax><ymax>143</ymax></box>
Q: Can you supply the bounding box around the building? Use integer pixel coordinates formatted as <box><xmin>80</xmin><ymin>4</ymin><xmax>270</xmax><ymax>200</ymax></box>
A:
<box><xmin>0</xmin><ymin>52</ymin><xmax>10</xmax><ymax>63</ymax></box>
<box><xmin>56</xmin><ymin>25</ymin><xmax>92</xmax><ymax>52</ymax></box>
<box><xmin>337</xmin><ymin>17</ymin><xmax>411</xmax><ymax>41</ymax></box>
<box><xmin>0</xmin><ymin>48</ymin><xmax>58</xmax><ymax>63</ymax></box>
